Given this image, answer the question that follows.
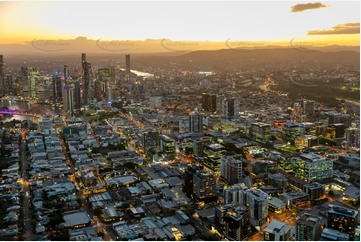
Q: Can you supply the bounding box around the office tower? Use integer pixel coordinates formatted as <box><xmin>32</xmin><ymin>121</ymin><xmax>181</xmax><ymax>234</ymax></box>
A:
<box><xmin>52</xmin><ymin>75</ymin><xmax>62</xmax><ymax>104</ymax></box>
<box><xmin>63</xmin><ymin>82</ymin><xmax>75</xmax><ymax>116</ymax></box>
<box><xmin>246</xmin><ymin>189</ymin><xmax>268</xmax><ymax>226</ymax></box>
<box><xmin>192</xmin><ymin>136</ymin><xmax>212</xmax><ymax>158</ymax></box>
<box><xmin>203</xmin><ymin>143</ymin><xmax>226</xmax><ymax>171</ymax></box>
<box><xmin>193</xmin><ymin>170</ymin><xmax>216</xmax><ymax>201</ymax></box>
<box><xmin>220</xmin><ymin>156</ymin><xmax>243</xmax><ymax>185</ymax></box>
<box><xmin>183</xmin><ymin>165</ymin><xmax>203</xmax><ymax>198</ymax></box>
<box><xmin>74</xmin><ymin>81</ymin><xmax>81</xmax><ymax>110</ymax></box>
<box><xmin>81</xmin><ymin>53</ymin><xmax>86</xmax><ymax>71</ymax></box>
<box><xmin>28</xmin><ymin>68</ymin><xmax>40</xmax><ymax>99</ymax></box>
<box><xmin>142</xmin><ymin>131</ymin><xmax>159</xmax><ymax>154</ymax></box>
<box><xmin>82</xmin><ymin>55</ymin><xmax>91</xmax><ymax>105</ymax></box>
<box><xmin>125</xmin><ymin>54</ymin><xmax>130</xmax><ymax>81</ymax></box>
<box><xmin>159</xmin><ymin>135</ymin><xmax>175</xmax><ymax>154</ymax></box>
<box><xmin>222</xmin><ymin>97</ymin><xmax>239</xmax><ymax>119</ymax></box>
<box><xmin>189</xmin><ymin>109</ymin><xmax>203</xmax><ymax>133</ymax></box>
<box><xmin>0</xmin><ymin>55</ymin><xmax>4</xmax><ymax>96</ymax></box>
<box><xmin>201</xmin><ymin>93</ymin><xmax>217</xmax><ymax>112</ymax></box>
<box><xmin>296</xmin><ymin>213</ymin><xmax>322</xmax><ymax>241</ymax></box>
<box><xmin>20</xmin><ymin>67</ymin><xmax>29</xmax><ymax>98</ymax></box>
<box><xmin>290</xmin><ymin>153</ymin><xmax>333</xmax><ymax>182</ymax></box>
<box><xmin>346</xmin><ymin>128</ymin><xmax>360</xmax><ymax>149</ymax></box>
<box><xmin>5</xmin><ymin>74</ymin><xmax>13</xmax><ymax>95</ymax></box>
<box><xmin>327</xmin><ymin>206</ymin><xmax>358</xmax><ymax>240</ymax></box>
<box><xmin>264</xmin><ymin>220</ymin><xmax>293</xmax><ymax>241</ymax></box>
<box><xmin>223</xmin><ymin>183</ymin><xmax>248</xmax><ymax>205</ymax></box>
<box><xmin>251</xmin><ymin>122</ymin><xmax>271</xmax><ymax>143</ymax></box>
<box><xmin>215</xmin><ymin>203</ymin><xmax>252</xmax><ymax>241</ymax></box>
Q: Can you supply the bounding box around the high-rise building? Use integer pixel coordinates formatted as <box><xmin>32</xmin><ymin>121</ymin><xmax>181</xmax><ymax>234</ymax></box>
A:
<box><xmin>193</xmin><ymin>170</ymin><xmax>216</xmax><ymax>201</ymax></box>
<box><xmin>345</xmin><ymin>128</ymin><xmax>360</xmax><ymax>149</ymax></box>
<box><xmin>291</xmin><ymin>153</ymin><xmax>333</xmax><ymax>181</ymax></box>
<box><xmin>20</xmin><ymin>67</ymin><xmax>29</xmax><ymax>98</ymax></box>
<box><xmin>246</xmin><ymin>189</ymin><xmax>268</xmax><ymax>226</ymax></box>
<box><xmin>63</xmin><ymin>81</ymin><xmax>75</xmax><ymax>116</ymax></box>
<box><xmin>222</xmin><ymin>97</ymin><xmax>239</xmax><ymax>119</ymax></box>
<box><xmin>28</xmin><ymin>68</ymin><xmax>40</xmax><ymax>99</ymax></box>
<box><xmin>0</xmin><ymin>55</ymin><xmax>4</xmax><ymax>96</ymax></box>
<box><xmin>125</xmin><ymin>54</ymin><xmax>131</xmax><ymax>81</ymax></box>
<box><xmin>302</xmin><ymin>100</ymin><xmax>315</xmax><ymax>115</ymax></box>
<box><xmin>74</xmin><ymin>80</ymin><xmax>81</xmax><ymax>110</ymax></box>
<box><xmin>223</xmin><ymin>183</ymin><xmax>248</xmax><ymax>205</ymax></box>
<box><xmin>220</xmin><ymin>156</ymin><xmax>243</xmax><ymax>185</ymax></box>
<box><xmin>159</xmin><ymin>135</ymin><xmax>175</xmax><ymax>154</ymax></box>
<box><xmin>203</xmin><ymin>143</ymin><xmax>226</xmax><ymax>172</ymax></box>
<box><xmin>215</xmin><ymin>203</ymin><xmax>252</xmax><ymax>241</ymax></box>
<box><xmin>189</xmin><ymin>109</ymin><xmax>203</xmax><ymax>133</ymax></box>
<box><xmin>183</xmin><ymin>165</ymin><xmax>203</xmax><ymax>198</ymax></box>
<box><xmin>264</xmin><ymin>220</ymin><xmax>293</xmax><ymax>241</ymax></box>
<box><xmin>327</xmin><ymin>206</ymin><xmax>358</xmax><ymax>240</ymax></box>
<box><xmin>201</xmin><ymin>93</ymin><xmax>217</xmax><ymax>112</ymax></box>
<box><xmin>5</xmin><ymin>74</ymin><xmax>13</xmax><ymax>95</ymax></box>
<box><xmin>82</xmin><ymin>54</ymin><xmax>91</xmax><ymax>106</ymax></box>
<box><xmin>251</xmin><ymin>122</ymin><xmax>271</xmax><ymax>143</ymax></box>
<box><xmin>142</xmin><ymin>131</ymin><xmax>160</xmax><ymax>154</ymax></box>
<box><xmin>296</xmin><ymin>213</ymin><xmax>322</xmax><ymax>241</ymax></box>
<box><xmin>52</xmin><ymin>75</ymin><xmax>63</xmax><ymax>104</ymax></box>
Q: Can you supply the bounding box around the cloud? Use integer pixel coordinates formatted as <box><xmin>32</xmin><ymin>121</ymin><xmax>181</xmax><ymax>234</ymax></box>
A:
<box><xmin>291</xmin><ymin>2</ymin><xmax>328</xmax><ymax>12</ymax></box>
<box><xmin>308</xmin><ymin>22</ymin><xmax>360</xmax><ymax>35</ymax></box>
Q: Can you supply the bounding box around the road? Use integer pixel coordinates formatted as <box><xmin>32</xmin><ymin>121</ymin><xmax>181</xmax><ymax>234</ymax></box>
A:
<box><xmin>20</xmin><ymin>129</ymin><xmax>36</xmax><ymax>241</ymax></box>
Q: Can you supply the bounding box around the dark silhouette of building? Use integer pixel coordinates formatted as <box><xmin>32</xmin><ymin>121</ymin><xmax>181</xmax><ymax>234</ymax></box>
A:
<box><xmin>201</xmin><ymin>93</ymin><xmax>217</xmax><ymax>112</ymax></box>
<box><xmin>189</xmin><ymin>109</ymin><xmax>203</xmax><ymax>133</ymax></box>
<box><xmin>296</xmin><ymin>213</ymin><xmax>322</xmax><ymax>241</ymax></box>
<box><xmin>74</xmin><ymin>81</ymin><xmax>81</xmax><ymax>109</ymax></box>
<box><xmin>125</xmin><ymin>54</ymin><xmax>131</xmax><ymax>79</ymax></box>
<box><xmin>53</xmin><ymin>75</ymin><xmax>62</xmax><ymax>104</ymax></box>
<box><xmin>0</xmin><ymin>55</ymin><xmax>4</xmax><ymax>96</ymax></box>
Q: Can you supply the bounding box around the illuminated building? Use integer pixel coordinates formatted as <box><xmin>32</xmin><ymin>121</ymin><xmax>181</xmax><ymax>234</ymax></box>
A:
<box><xmin>283</xmin><ymin>123</ymin><xmax>305</xmax><ymax>143</ymax></box>
<box><xmin>223</xmin><ymin>183</ymin><xmax>248</xmax><ymax>205</ymax></box>
<box><xmin>296</xmin><ymin>213</ymin><xmax>322</xmax><ymax>241</ymax></box>
<box><xmin>327</xmin><ymin>206</ymin><xmax>358</xmax><ymax>240</ymax></box>
<box><xmin>220</xmin><ymin>156</ymin><xmax>242</xmax><ymax>185</ymax></box>
<box><xmin>28</xmin><ymin>68</ymin><xmax>40</xmax><ymax>99</ymax></box>
<box><xmin>302</xmin><ymin>100</ymin><xmax>315</xmax><ymax>115</ymax></box>
<box><xmin>159</xmin><ymin>135</ymin><xmax>175</xmax><ymax>154</ymax></box>
<box><xmin>189</xmin><ymin>109</ymin><xmax>203</xmax><ymax>133</ymax></box>
<box><xmin>96</xmin><ymin>67</ymin><xmax>116</xmax><ymax>102</ymax></box>
<box><xmin>192</xmin><ymin>136</ymin><xmax>212</xmax><ymax>158</ymax></box>
<box><xmin>290</xmin><ymin>153</ymin><xmax>333</xmax><ymax>181</ymax></box>
<box><xmin>193</xmin><ymin>170</ymin><xmax>216</xmax><ymax>201</ymax></box>
<box><xmin>246</xmin><ymin>189</ymin><xmax>268</xmax><ymax>226</ymax></box>
<box><xmin>201</xmin><ymin>93</ymin><xmax>217</xmax><ymax>112</ymax></box>
<box><xmin>294</xmin><ymin>135</ymin><xmax>318</xmax><ymax>149</ymax></box>
<box><xmin>345</xmin><ymin>128</ymin><xmax>360</xmax><ymax>148</ymax></box>
<box><xmin>215</xmin><ymin>203</ymin><xmax>252</xmax><ymax>241</ymax></box>
<box><xmin>63</xmin><ymin>81</ymin><xmax>75</xmax><ymax>116</ymax></box>
<box><xmin>251</xmin><ymin>122</ymin><xmax>271</xmax><ymax>143</ymax></box>
<box><xmin>203</xmin><ymin>143</ymin><xmax>226</xmax><ymax>171</ymax></box>
<box><xmin>0</xmin><ymin>55</ymin><xmax>4</xmax><ymax>96</ymax></box>
<box><xmin>264</xmin><ymin>220</ymin><xmax>293</xmax><ymax>241</ymax></box>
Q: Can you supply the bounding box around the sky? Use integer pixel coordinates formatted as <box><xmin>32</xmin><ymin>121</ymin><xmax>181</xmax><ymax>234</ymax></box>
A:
<box><xmin>0</xmin><ymin>1</ymin><xmax>359</xmax><ymax>45</ymax></box>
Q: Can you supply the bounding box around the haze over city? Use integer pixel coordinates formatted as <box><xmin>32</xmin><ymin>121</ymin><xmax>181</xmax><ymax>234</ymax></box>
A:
<box><xmin>0</xmin><ymin>1</ymin><xmax>359</xmax><ymax>242</ymax></box>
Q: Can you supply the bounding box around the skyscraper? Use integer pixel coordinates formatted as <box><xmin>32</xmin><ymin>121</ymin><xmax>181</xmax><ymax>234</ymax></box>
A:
<box><xmin>189</xmin><ymin>109</ymin><xmax>203</xmax><ymax>133</ymax></box>
<box><xmin>83</xmin><ymin>61</ymin><xmax>91</xmax><ymax>105</ymax></box>
<box><xmin>53</xmin><ymin>75</ymin><xmax>62</xmax><ymax>104</ymax></box>
<box><xmin>74</xmin><ymin>80</ymin><xmax>81</xmax><ymax>110</ymax></box>
<box><xmin>0</xmin><ymin>55</ymin><xmax>4</xmax><ymax>96</ymax></box>
<box><xmin>222</xmin><ymin>97</ymin><xmax>239</xmax><ymax>119</ymax></box>
<box><xmin>201</xmin><ymin>93</ymin><xmax>217</xmax><ymax>112</ymax></box>
<box><xmin>220</xmin><ymin>156</ymin><xmax>243</xmax><ymax>185</ymax></box>
<box><xmin>63</xmin><ymin>82</ymin><xmax>74</xmax><ymax>116</ymax></box>
<box><xmin>327</xmin><ymin>206</ymin><xmax>358</xmax><ymax>240</ymax></box>
<box><xmin>193</xmin><ymin>170</ymin><xmax>216</xmax><ymax>201</ymax></box>
<box><xmin>28</xmin><ymin>68</ymin><xmax>40</xmax><ymax>99</ymax></box>
<box><xmin>125</xmin><ymin>54</ymin><xmax>130</xmax><ymax>81</ymax></box>
<box><xmin>296</xmin><ymin>213</ymin><xmax>322</xmax><ymax>241</ymax></box>
<box><xmin>246</xmin><ymin>189</ymin><xmax>269</xmax><ymax>226</ymax></box>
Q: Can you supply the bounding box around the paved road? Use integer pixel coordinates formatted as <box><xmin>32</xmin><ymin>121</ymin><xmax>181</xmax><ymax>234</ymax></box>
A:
<box><xmin>20</xmin><ymin>130</ymin><xmax>36</xmax><ymax>241</ymax></box>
